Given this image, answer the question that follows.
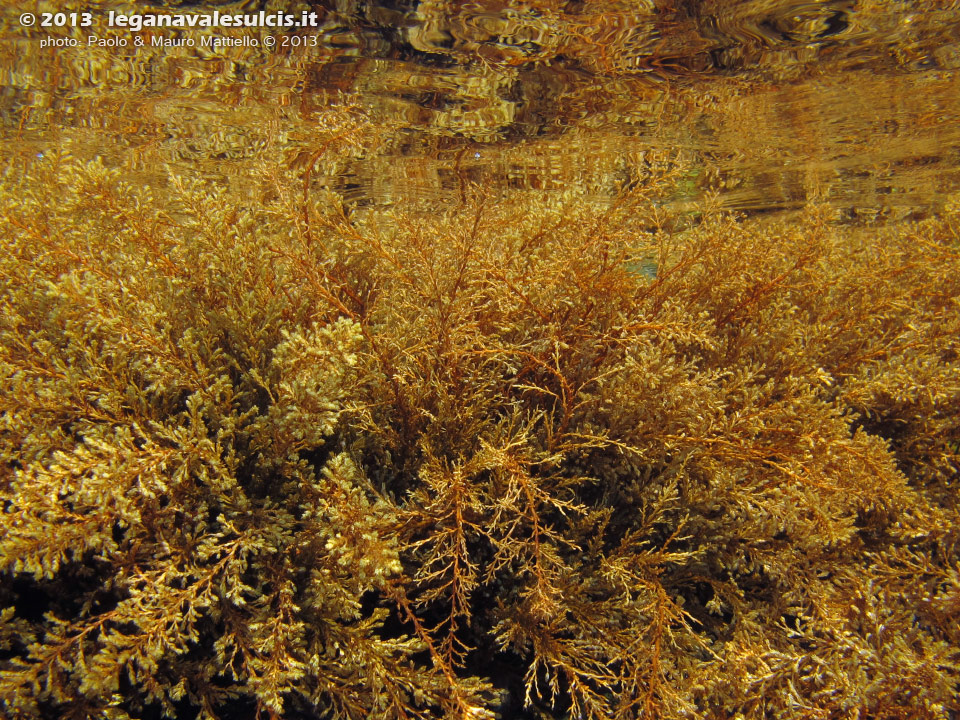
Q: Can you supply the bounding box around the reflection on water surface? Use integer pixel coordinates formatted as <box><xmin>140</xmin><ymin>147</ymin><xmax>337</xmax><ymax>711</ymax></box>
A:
<box><xmin>2</xmin><ymin>0</ymin><xmax>960</xmax><ymax>219</ymax></box>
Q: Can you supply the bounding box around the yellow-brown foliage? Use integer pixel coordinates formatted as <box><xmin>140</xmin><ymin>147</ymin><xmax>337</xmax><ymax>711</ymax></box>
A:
<box><xmin>1</xmin><ymin>146</ymin><xmax>958</xmax><ymax>719</ymax></box>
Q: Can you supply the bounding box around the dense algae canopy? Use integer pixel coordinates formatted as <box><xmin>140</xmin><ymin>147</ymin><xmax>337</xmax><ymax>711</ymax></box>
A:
<box><xmin>0</xmin><ymin>141</ymin><xmax>958</xmax><ymax>720</ymax></box>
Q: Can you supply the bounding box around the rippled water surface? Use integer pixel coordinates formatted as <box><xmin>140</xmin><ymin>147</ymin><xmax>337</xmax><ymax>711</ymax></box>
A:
<box><xmin>3</xmin><ymin>0</ymin><xmax>960</xmax><ymax>222</ymax></box>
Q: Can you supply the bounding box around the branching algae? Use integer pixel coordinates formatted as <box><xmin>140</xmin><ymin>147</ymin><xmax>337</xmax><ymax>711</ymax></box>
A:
<box><xmin>1</xmin><ymin>147</ymin><xmax>958</xmax><ymax>719</ymax></box>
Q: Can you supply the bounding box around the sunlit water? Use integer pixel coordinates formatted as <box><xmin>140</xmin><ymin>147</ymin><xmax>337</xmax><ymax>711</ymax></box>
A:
<box><xmin>2</xmin><ymin>0</ymin><xmax>960</xmax><ymax>223</ymax></box>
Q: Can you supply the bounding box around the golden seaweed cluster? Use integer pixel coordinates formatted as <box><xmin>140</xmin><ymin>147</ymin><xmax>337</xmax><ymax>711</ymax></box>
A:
<box><xmin>1</xmin><ymin>142</ymin><xmax>959</xmax><ymax>720</ymax></box>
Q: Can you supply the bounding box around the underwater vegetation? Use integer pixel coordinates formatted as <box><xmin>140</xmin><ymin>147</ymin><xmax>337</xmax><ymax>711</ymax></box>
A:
<box><xmin>0</xmin><ymin>135</ymin><xmax>959</xmax><ymax>720</ymax></box>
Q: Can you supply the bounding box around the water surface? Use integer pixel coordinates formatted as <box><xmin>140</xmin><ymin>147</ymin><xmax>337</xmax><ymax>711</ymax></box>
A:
<box><xmin>2</xmin><ymin>0</ymin><xmax>960</xmax><ymax>222</ymax></box>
